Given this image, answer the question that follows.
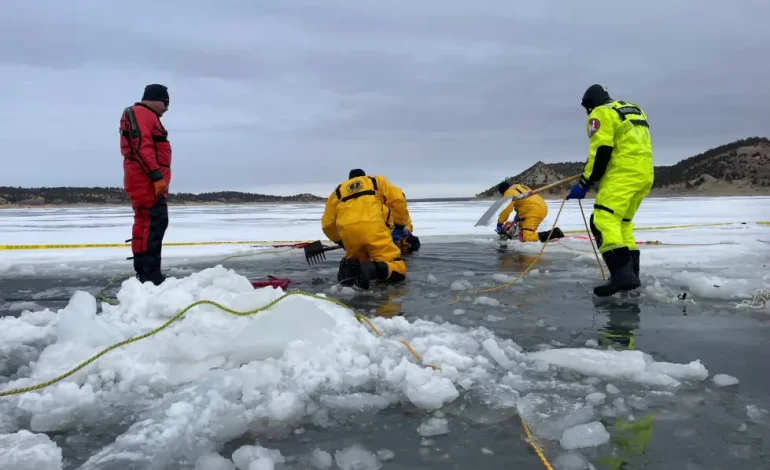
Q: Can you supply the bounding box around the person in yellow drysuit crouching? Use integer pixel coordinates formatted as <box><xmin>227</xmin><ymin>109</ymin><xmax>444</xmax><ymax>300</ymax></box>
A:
<box><xmin>566</xmin><ymin>84</ymin><xmax>654</xmax><ymax>297</ymax></box>
<box><xmin>495</xmin><ymin>182</ymin><xmax>565</xmax><ymax>242</ymax></box>
<box><xmin>383</xmin><ymin>192</ymin><xmax>421</xmax><ymax>254</ymax></box>
<box><xmin>321</xmin><ymin>169</ymin><xmax>410</xmax><ymax>289</ymax></box>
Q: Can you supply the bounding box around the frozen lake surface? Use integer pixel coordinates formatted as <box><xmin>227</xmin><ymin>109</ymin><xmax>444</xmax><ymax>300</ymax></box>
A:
<box><xmin>1</xmin><ymin>197</ymin><xmax>769</xmax><ymax>470</ymax></box>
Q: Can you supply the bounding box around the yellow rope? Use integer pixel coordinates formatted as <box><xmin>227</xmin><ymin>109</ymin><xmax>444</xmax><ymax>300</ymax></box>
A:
<box><xmin>521</xmin><ymin>418</ymin><xmax>555</xmax><ymax>470</ymax></box>
<box><xmin>413</xmin><ymin>193</ymin><xmax>603</xmax><ymax>315</ymax></box>
<box><xmin>579</xmin><ymin>200</ymin><xmax>606</xmax><ymax>280</ymax></box>
<box><xmin>0</xmin><ymin>291</ymin><xmax>436</xmax><ymax>397</ymax></box>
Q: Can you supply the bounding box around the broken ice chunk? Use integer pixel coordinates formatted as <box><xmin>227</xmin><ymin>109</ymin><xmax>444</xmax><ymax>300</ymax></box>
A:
<box><xmin>585</xmin><ymin>392</ymin><xmax>606</xmax><ymax>406</ymax></box>
<box><xmin>335</xmin><ymin>444</ymin><xmax>381</xmax><ymax>470</ymax></box>
<box><xmin>417</xmin><ymin>417</ymin><xmax>450</xmax><ymax>437</ymax></box>
<box><xmin>712</xmin><ymin>374</ymin><xmax>739</xmax><ymax>387</ymax></box>
<box><xmin>560</xmin><ymin>422</ymin><xmax>610</xmax><ymax>450</ymax></box>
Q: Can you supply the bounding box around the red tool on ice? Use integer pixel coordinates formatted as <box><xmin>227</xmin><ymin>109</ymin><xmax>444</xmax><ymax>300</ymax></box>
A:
<box><xmin>251</xmin><ymin>275</ymin><xmax>292</xmax><ymax>289</ymax></box>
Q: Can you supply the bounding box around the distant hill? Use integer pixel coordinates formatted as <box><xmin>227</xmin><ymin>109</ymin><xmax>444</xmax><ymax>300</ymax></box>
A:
<box><xmin>0</xmin><ymin>187</ymin><xmax>325</xmax><ymax>207</ymax></box>
<box><xmin>476</xmin><ymin>136</ymin><xmax>770</xmax><ymax>198</ymax></box>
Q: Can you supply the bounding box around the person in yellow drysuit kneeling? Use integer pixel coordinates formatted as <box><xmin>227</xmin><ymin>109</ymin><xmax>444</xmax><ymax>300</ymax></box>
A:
<box><xmin>566</xmin><ymin>84</ymin><xmax>654</xmax><ymax>297</ymax></box>
<box><xmin>383</xmin><ymin>192</ymin><xmax>421</xmax><ymax>254</ymax></box>
<box><xmin>495</xmin><ymin>182</ymin><xmax>565</xmax><ymax>242</ymax></box>
<box><xmin>321</xmin><ymin>169</ymin><xmax>410</xmax><ymax>289</ymax></box>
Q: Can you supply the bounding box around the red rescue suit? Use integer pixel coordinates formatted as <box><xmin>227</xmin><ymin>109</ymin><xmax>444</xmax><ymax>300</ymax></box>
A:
<box><xmin>119</xmin><ymin>103</ymin><xmax>172</xmax><ymax>283</ymax></box>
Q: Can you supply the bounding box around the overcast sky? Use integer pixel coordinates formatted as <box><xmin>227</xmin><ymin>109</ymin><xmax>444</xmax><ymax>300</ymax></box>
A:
<box><xmin>1</xmin><ymin>1</ymin><xmax>768</xmax><ymax>198</ymax></box>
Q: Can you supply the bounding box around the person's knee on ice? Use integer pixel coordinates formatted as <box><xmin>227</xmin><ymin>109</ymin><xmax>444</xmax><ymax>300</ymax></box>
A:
<box><xmin>516</xmin><ymin>213</ymin><xmax>547</xmax><ymax>242</ymax></box>
<box><xmin>518</xmin><ymin>228</ymin><xmax>540</xmax><ymax>242</ymax></box>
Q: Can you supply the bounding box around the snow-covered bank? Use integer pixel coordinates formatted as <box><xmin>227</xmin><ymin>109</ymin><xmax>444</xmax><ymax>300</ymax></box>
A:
<box><xmin>0</xmin><ymin>267</ymin><xmax>734</xmax><ymax>468</ymax></box>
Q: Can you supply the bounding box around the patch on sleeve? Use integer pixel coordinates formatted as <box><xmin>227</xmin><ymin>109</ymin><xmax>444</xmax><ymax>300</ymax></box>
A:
<box><xmin>587</xmin><ymin>118</ymin><xmax>601</xmax><ymax>137</ymax></box>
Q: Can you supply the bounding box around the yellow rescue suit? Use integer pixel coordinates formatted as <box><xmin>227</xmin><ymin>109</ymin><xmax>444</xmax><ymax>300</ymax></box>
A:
<box><xmin>383</xmin><ymin>191</ymin><xmax>420</xmax><ymax>253</ymax></box>
<box><xmin>321</xmin><ymin>175</ymin><xmax>408</xmax><ymax>281</ymax></box>
<box><xmin>497</xmin><ymin>184</ymin><xmax>548</xmax><ymax>242</ymax></box>
<box><xmin>383</xmin><ymin>202</ymin><xmax>413</xmax><ymax>232</ymax></box>
<box><xmin>581</xmin><ymin>100</ymin><xmax>654</xmax><ymax>255</ymax></box>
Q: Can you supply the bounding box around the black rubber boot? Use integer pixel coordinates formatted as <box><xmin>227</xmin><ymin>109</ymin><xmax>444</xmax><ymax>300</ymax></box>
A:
<box><xmin>338</xmin><ymin>258</ymin><xmax>360</xmax><ymax>286</ymax></box>
<box><xmin>357</xmin><ymin>263</ymin><xmax>375</xmax><ymax>290</ymax></box>
<box><xmin>593</xmin><ymin>247</ymin><xmax>641</xmax><ymax>297</ymax></box>
<box><xmin>144</xmin><ymin>271</ymin><xmax>167</xmax><ymax>286</ymax></box>
<box><xmin>132</xmin><ymin>253</ymin><xmax>146</xmax><ymax>282</ymax></box>
<box><xmin>630</xmin><ymin>249</ymin><xmax>640</xmax><ymax>279</ymax></box>
<box><xmin>142</xmin><ymin>252</ymin><xmax>167</xmax><ymax>286</ymax></box>
<box><xmin>373</xmin><ymin>261</ymin><xmax>390</xmax><ymax>280</ymax></box>
<box><xmin>356</xmin><ymin>261</ymin><xmax>390</xmax><ymax>290</ymax></box>
<box><xmin>538</xmin><ymin>227</ymin><xmax>565</xmax><ymax>243</ymax></box>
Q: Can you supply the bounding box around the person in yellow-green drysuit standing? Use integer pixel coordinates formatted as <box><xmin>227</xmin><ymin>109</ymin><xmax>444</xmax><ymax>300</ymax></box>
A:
<box><xmin>566</xmin><ymin>84</ymin><xmax>654</xmax><ymax>297</ymax></box>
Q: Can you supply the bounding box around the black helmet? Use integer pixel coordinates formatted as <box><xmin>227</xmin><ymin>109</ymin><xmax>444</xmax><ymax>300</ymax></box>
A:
<box><xmin>581</xmin><ymin>84</ymin><xmax>611</xmax><ymax>114</ymax></box>
<box><xmin>348</xmin><ymin>169</ymin><xmax>366</xmax><ymax>179</ymax></box>
<box><xmin>497</xmin><ymin>181</ymin><xmax>511</xmax><ymax>194</ymax></box>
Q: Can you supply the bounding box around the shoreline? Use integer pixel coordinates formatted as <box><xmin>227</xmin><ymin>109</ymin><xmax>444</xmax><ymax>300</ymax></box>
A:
<box><xmin>481</xmin><ymin>190</ymin><xmax>770</xmax><ymax>202</ymax></box>
<box><xmin>0</xmin><ymin>200</ymin><xmax>324</xmax><ymax>210</ymax></box>
<box><xmin>2</xmin><ymin>191</ymin><xmax>769</xmax><ymax>210</ymax></box>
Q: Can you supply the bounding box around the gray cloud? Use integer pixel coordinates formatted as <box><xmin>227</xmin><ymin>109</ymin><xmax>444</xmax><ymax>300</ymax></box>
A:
<box><xmin>0</xmin><ymin>0</ymin><xmax>768</xmax><ymax>198</ymax></box>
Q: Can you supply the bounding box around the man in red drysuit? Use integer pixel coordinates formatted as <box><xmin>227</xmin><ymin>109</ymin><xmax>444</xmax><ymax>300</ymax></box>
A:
<box><xmin>119</xmin><ymin>84</ymin><xmax>172</xmax><ymax>285</ymax></box>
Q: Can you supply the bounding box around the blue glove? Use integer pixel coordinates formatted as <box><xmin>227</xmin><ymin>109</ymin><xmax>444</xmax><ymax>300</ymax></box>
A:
<box><xmin>566</xmin><ymin>183</ymin><xmax>587</xmax><ymax>200</ymax></box>
<box><xmin>392</xmin><ymin>227</ymin><xmax>409</xmax><ymax>242</ymax></box>
<box><xmin>495</xmin><ymin>223</ymin><xmax>505</xmax><ymax>234</ymax></box>
<box><xmin>513</xmin><ymin>214</ymin><xmax>520</xmax><ymax>224</ymax></box>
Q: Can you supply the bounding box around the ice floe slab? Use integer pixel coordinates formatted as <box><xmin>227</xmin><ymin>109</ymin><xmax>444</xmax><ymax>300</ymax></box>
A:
<box><xmin>0</xmin><ymin>430</ymin><xmax>63</xmax><ymax>470</ymax></box>
<box><xmin>526</xmin><ymin>348</ymin><xmax>709</xmax><ymax>388</ymax></box>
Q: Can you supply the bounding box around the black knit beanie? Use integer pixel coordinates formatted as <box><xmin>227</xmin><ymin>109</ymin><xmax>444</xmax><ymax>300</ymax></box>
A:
<box><xmin>348</xmin><ymin>169</ymin><xmax>366</xmax><ymax>179</ymax></box>
<box><xmin>142</xmin><ymin>84</ymin><xmax>169</xmax><ymax>103</ymax></box>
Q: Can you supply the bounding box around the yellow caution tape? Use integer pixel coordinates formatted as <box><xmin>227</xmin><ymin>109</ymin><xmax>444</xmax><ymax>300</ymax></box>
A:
<box><xmin>0</xmin><ymin>240</ymin><xmax>314</xmax><ymax>251</ymax></box>
<box><xmin>565</xmin><ymin>221</ymin><xmax>769</xmax><ymax>234</ymax></box>
<box><xmin>2</xmin><ymin>221</ymin><xmax>767</xmax><ymax>251</ymax></box>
